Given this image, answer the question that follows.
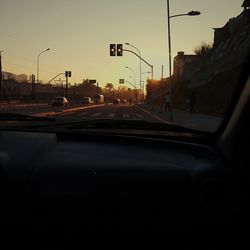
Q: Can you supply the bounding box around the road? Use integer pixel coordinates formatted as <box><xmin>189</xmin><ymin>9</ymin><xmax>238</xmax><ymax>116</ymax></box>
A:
<box><xmin>0</xmin><ymin>103</ymin><xmax>223</xmax><ymax>132</ymax></box>
<box><xmin>39</xmin><ymin>103</ymin><xmax>161</xmax><ymax>123</ymax></box>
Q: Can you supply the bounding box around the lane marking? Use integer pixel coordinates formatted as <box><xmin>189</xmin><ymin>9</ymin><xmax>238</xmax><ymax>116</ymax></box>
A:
<box><xmin>135</xmin><ymin>105</ymin><xmax>167</xmax><ymax>123</ymax></box>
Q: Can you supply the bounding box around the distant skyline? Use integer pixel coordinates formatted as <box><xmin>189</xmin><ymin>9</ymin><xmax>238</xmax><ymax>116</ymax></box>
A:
<box><xmin>0</xmin><ymin>0</ymin><xmax>244</xmax><ymax>87</ymax></box>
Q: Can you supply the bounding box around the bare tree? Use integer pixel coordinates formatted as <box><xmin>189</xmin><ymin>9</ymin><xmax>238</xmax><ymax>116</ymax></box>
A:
<box><xmin>194</xmin><ymin>42</ymin><xmax>213</xmax><ymax>57</ymax></box>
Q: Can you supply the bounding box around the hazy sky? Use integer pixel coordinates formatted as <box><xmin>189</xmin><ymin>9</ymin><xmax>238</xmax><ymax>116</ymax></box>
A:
<box><xmin>0</xmin><ymin>0</ymin><xmax>243</xmax><ymax>87</ymax></box>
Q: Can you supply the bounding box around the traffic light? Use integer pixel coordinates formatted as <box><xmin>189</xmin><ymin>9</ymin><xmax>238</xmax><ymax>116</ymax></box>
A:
<box><xmin>119</xmin><ymin>79</ymin><xmax>124</xmax><ymax>84</ymax></box>
<box><xmin>117</xmin><ymin>44</ymin><xmax>123</xmax><ymax>56</ymax></box>
<box><xmin>110</xmin><ymin>44</ymin><xmax>116</xmax><ymax>56</ymax></box>
<box><xmin>65</xmin><ymin>71</ymin><xmax>72</xmax><ymax>77</ymax></box>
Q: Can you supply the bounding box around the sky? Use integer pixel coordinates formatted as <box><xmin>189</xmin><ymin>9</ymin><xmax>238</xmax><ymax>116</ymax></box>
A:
<box><xmin>0</xmin><ymin>0</ymin><xmax>244</xmax><ymax>88</ymax></box>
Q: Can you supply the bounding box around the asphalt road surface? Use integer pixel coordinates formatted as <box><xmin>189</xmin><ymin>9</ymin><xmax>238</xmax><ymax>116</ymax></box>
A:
<box><xmin>0</xmin><ymin>103</ymin><xmax>222</xmax><ymax>132</ymax></box>
<box><xmin>44</xmin><ymin>103</ymin><xmax>161</xmax><ymax>123</ymax></box>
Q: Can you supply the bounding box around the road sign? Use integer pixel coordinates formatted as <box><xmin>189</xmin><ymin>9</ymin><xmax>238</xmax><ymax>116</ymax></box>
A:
<box><xmin>119</xmin><ymin>79</ymin><xmax>125</xmax><ymax>84</ymax></box>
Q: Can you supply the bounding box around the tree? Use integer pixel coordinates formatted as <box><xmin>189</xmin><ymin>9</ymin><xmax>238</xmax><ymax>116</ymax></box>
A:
<box><xmin>105</xmin><ymin>83</ymin><xmax>114</xmax><ymax>91</ymax></box>
<box><xmin>194</xmin><ymin>42</ymin><xmax>212</xmax><ymax>57</ymax></box>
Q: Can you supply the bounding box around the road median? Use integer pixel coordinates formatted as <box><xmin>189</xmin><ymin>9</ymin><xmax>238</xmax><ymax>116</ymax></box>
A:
<box><xmin>34</xmin><ymin>104</ymin><xmax>106</xmax><ymax>117</ymax></box>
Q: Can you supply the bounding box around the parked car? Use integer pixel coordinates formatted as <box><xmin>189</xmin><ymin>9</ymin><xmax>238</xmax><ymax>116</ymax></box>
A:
<box><xmin>113</xmin><ymin>98</ymin><xmax>120</xmax><ymax>104</ymax></box>
<box><xmin>51</xmin><ymin>97</ymin><xmax>68</xmax><ymax>107</ymax></box>
<box><xmin>82</xmin><ymin>97</ymin><xmax>93</xmax><ymax>105</ymax></box>
<box><xmin>121</xmin><ymin>99</ymin><xmax>127</xmax><ymax>104</ymax></box>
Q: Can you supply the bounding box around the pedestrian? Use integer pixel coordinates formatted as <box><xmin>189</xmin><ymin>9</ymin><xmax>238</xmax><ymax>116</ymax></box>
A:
<box><xmin>189</xmin><ymin>91</ymin><xmax>196</xmax><ymax>113</ymax></box>
<box><xmin>129</xmin><ymin>98</ymin><xmax>132</xmax><ymax>105</ymax></box>
<box><xmin>164</xmin><ymin>91</ymin><xmax>173</xmax><ymax>120</ymax></box>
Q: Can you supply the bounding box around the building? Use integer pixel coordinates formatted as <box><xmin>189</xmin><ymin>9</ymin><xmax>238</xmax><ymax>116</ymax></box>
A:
<box><xmin>213</xmin><ymin>1</ymin><xmax>250</xmax><ymax>48</ymax></box>
<box><xmin>2</xmin><ymin>71</ymin><xmax>16</xmax><ymax>80</ymax></box>
<box><xmin>173</xmin><ymin>51</ymin><xmax>201</xmax><ymax>81</ymax></box>
<box><xmin>16</xmin><ymin>74</ymin><xmax>28</xmax><ymax>82</ymax></box>
<box><xmin>242</xmin><ymin>0</ymin><xmax>250</xmax><ymax>10</ymax></box>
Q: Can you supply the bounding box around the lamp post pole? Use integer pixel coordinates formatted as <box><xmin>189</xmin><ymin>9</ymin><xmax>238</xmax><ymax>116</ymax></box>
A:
<box><xmin>37</xmin><ymin>48</ymin><xmax>50</xmax><ymax>99</ymax></box>
<box><xmin>126</xmin><ymin>66</ymin><xmax>138</xmax><ymax>102</ymax></box>
<box><xmin>167</xmin><ymin>1</ymin><xmax>200</xmax><ymax>78</ymax></box>
<box><xmin>125</xmin><ymin>43</ymin><xmax>142</xmax><ymax>101</ymax></box>
<box><xmin>166</xmin><ymin>0</ymin><xmax>200</xmax><ymax>119</ymax></box>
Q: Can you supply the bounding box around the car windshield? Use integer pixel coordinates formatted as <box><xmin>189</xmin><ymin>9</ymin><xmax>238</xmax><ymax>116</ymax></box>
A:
<box><xmin>0</xmin><ymin>0</ymin><xmax>249</xmax><ymax>134</ymax></box>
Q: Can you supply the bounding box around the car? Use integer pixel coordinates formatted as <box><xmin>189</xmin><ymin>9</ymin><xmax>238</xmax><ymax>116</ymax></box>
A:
<box><xmin>121</xmin><ymin>99</ymin><xmax>127</xmax><ymax>104</ymax></box>
<box><xmin>113</xmin><ymin>98</ymin><xmax>120</xmax><ymax>104</ymax></box>
<box><xmin>51</xmin><ymin>97</ymin><xmax>68</xmax><ymax>107</ymax></box>
<box><xmin>82</xmin><ymin>97</ymin><xmax>92</xmax><ymax>105</ymax></box>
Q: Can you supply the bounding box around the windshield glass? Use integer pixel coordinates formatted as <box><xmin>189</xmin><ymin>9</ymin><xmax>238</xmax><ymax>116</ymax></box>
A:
<box><xmin>0</xmin><ymin>0</ymin><xmax>249</xmax><ymax>134</ymax></box>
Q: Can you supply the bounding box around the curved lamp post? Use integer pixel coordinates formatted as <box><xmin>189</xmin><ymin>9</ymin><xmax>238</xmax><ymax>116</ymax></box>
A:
<box><xmin>167</xmin><ymin>1</ymin><xmax>200</xmax><ymax>78</ymax></box>
<box><xmin>37</xmin><ymin>48</ymin><xmax>50</xmax><ymax>97</ymax></box>
<box><xmin>166</xmin><ymin>0</ymin><xmax>200</xmax><ymax>120</ymax></box>
<box><xmin>125</xmin><ymin>43</ymin><xmax>142</xmax><ymax>88</ymax></box>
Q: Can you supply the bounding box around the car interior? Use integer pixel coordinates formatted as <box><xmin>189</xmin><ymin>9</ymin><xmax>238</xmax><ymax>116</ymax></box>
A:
<box><xmin>1</xmin><ymin>1</ymin><xmax>250</xmax><ymax>248</ymax></box>
<box><xmin>0</xmin><ymin>59</ymin><xmax>249</xmax><ymax>246</ymax></box>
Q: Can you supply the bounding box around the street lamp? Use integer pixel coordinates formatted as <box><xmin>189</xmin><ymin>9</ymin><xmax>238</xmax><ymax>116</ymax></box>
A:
<box><xmin>37</xmin><ymin>48</ymin><xmax>50</xmax><ymax>98</ymax></box>
<box><xmin>48</xmin><ymin>73</ymin><xmax>64</xmax><ymax>84</ymax></box>
<box><xmin>167</xmin><ymin>1</ymin><xmax>200</xmax><ymax>78</ymax></box>
<box><xmin>125</xmin><ymin>43</ymin><xmax>142</xmax><ymax>101</ymax></box>
<box><xmin>166</xmin><ymin>0</ymin><xmax>200</xmax><ymax>120</ymax></box>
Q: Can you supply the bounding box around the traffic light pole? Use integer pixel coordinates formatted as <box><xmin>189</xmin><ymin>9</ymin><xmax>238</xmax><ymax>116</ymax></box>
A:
<box><xmin>123</xmin><ymin>49</ymin><xmax>154</xmax><ymax>80</ymax></box>
<box><xmin>66</xmin><ymin>75</ymin><xmax>68</xmax><ymax>99</ymax></box>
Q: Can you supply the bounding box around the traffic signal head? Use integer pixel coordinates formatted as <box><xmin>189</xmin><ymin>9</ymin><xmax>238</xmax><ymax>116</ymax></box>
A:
<box><xmin>110</xmin><ymin>44</ymin><xmax>116</xmax><ymax>56</ymax></box>
<box><xmin>65</xmin><ymin>71</ymin><xmax>72</xmax><ymax>77</ymax></box>
<box><xmin>117</xmin><ymin>44</ymin><xmax>123</xmax><ymax>56</ymax></box>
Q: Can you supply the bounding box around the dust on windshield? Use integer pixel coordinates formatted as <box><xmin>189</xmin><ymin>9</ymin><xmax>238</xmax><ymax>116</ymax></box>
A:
<box><xmin>0</xmin><ymin>0</ymin><xmax>249</xmax><ymax>133</ymax></box>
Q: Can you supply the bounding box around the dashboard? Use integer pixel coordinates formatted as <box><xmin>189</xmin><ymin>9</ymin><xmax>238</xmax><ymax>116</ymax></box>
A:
<box><xmin>0</xmin><ymin>130</ymin><xmax>234</xmax><ymax>234</ymax></box>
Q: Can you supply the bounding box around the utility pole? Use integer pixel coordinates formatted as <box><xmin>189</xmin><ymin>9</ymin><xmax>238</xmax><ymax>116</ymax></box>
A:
<box><xmin>0</xmin><ymin>50</ymin><xmax>3</xmax><ymax>100</ymax></box>
<box><xmin>65</xmin><ymin>71</ymin><xmax>71</xmax><ymax>99</ymax></box>
<box><xmin>66</xmin><ymin>75</ymin><xmax>68</xmax><ymax>99</ymax></box>
<box><xmin>31</xmin><ymin>74</ymin><xmax>35</xmax><ymax>100</ymax></box>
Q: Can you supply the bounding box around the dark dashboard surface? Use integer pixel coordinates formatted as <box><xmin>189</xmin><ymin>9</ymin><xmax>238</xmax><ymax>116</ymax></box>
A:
<box><xmin>0</xmin><ymin>130</ymin><xmax>232</xmax><ymax>233</ymax></box>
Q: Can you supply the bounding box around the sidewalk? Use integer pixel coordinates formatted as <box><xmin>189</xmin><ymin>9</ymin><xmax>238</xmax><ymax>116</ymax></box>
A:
<box><xmin>137</xmin><ymin>104</ymin><xmax>223</xmax><ymax>132</ymax></box>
